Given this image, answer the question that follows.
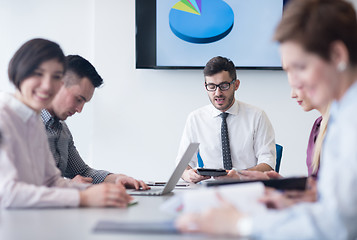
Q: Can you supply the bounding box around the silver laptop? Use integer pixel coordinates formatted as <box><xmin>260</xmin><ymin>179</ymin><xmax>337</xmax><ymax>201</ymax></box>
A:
<box><xmin>128</xmin><ymin>143</ymin><xmax>199</xmax><ymax>196</ymax></box>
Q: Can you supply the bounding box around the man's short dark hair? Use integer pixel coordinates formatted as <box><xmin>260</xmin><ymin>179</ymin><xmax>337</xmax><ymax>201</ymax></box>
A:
<box><xmin>203</xmin><ymin>56</ymin><xmax>237</xmax><ymax>81</ymax></box>
<box><xmin>64</xmin><ymin>55</ymin><xmax>103</xmax><ymax>88</ymax></box>
<box><xmin>8</xmin><ymin>38</ymin><xmax>65</xmax><ymax>90</ymax></box>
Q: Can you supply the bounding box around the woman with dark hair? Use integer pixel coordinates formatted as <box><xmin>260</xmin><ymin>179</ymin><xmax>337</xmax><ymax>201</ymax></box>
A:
<box><xmin>0</xmin><ymin>38</ymin><xmax>132</xmax><ymax>208</ymax></box>
<box><xmin>176</xmin><ymin>0</ymin><xmax>357</xmax><ymax>239</ymax></box>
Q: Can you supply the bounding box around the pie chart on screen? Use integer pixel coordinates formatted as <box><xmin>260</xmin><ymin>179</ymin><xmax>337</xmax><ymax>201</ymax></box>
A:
<box><xmin>169</xmin><ymin>0</ymin><xmax>234</xmax><ymax>44</ymax></box>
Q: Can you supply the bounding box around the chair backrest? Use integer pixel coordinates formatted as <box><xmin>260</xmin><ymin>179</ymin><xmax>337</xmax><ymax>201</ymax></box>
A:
<box><xmin>197</xmin><ymin>151</ymin><xmax>204</xmax><ymax>168</ymax></box>
<box><xmin>198</xmin><ymin>144</ymin><xmax>284</xmax><ymax>172</ymax></box>
<box><xmin>275</xmin><ymin>144</ymin><xmax>283</xmax><ymax>173</ymax></box>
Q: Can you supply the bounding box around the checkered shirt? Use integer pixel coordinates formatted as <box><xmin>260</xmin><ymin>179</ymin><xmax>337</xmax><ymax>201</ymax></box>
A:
<box><xmin>41</xmin><ymin>109</ymin><xmax>111</xmax><ymax>184</ymax></box>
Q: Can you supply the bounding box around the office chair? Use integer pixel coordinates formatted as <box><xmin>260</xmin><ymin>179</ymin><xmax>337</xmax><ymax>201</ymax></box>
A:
<box><xmin>197</xmin><ymin>151</ymin><xmax>204</xmax><ymax>168</ymax></box>
<box><xmin>197</xmin><ymin>144</ymin><xmax>284</xmax><ymax>172</ymax></box>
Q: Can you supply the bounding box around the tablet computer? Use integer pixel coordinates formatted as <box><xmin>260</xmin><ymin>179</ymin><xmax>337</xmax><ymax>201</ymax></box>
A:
<box><xmin>204</xmin><ymin>177</ymin><xmax>308</xmax><ymax>191</ymax></box>
<box><xmin>196</xmin><ymin>168</ymin><xmax>228</xmax><ymax>177</ymax></box>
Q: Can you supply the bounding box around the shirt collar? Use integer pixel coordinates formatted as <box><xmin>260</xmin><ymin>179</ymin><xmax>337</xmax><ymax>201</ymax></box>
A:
<box><xmin>3</xmin><ymin>92</ymin><xmax>37</xmax><ymax>123</ymax></box>
<box><xmin>330</xmin><ymin>81</ymin><xmax>357</xmax><ymax>118</ymax></box>
<box><xmin>209</xmin><ymin>99</ymin><xmax>239</xmax><ymax>118</ymax></box>
<box><xmin>41</xmin><ymin>109</ymin><xmax>60</xmax><ymax>129</ymax></box>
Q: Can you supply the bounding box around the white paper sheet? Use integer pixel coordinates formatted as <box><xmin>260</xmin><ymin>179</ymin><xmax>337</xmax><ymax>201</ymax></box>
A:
<box><xmin>161</xmin><ymin>182</ymin><xmax>267</xmax><ymax>215</ymax></box>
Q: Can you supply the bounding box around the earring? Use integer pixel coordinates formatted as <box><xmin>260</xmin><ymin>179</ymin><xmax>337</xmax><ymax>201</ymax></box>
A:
<box><xmin>337</xmin><ymin>61</ymin><xmax>347</xmax><ymax>72</ymax></box>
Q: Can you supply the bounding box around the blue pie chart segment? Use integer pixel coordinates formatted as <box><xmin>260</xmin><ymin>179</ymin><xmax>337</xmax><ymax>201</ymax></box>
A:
<box><xmin>169</xmin><ymin>0</ymin><xmax>234</xmax><ymax>44</ymax></box>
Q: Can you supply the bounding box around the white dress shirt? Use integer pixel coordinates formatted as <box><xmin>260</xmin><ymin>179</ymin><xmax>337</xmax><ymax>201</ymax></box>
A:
<box><xmin>176</xmin><ymin>100</ymin><xmax>276</xmax><ymax>170</ymax></box>
<box><xmin>0</xmin><ymin>92</ymin><xmax>87</xmax><ymax>208</ymax></box>
<box><xmin>249</xmin><ymin>82</ymin><xmax>357</xmax><ymax>239</ymax></box>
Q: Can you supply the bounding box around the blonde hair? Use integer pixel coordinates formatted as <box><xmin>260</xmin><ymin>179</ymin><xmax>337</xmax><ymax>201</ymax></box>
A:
<box><xmin>311</xmin><ymin>104</ymin><xmax>330</xmax><ymax>174</ymax></box>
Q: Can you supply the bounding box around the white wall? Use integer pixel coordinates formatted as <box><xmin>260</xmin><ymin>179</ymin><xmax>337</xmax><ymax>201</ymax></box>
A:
<box><xmin>1</xmin><ymin>0</ymin><xmax>335</xmax><ymax>181</ymax></box>
<box><xmin>0</xmin><ymin>0</ymin><xmax>96</xmax><ymax>173</ymax></box>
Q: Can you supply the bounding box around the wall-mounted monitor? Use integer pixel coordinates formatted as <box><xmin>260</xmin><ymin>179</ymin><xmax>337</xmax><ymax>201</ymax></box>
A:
<box><xmin>136</xmin><ymin>0</ymin><xmax>289</xmax><ymax>69</ymax></box>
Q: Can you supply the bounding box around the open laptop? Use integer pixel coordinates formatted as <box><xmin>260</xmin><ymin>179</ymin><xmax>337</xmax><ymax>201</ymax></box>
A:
<box><xmin>128</xmin><ymin>142</ymin><xmax>199</xmax><ymax>196</ymax></box>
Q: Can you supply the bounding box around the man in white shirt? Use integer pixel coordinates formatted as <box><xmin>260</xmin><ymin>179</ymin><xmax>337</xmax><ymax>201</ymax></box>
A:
<box><xmin>177</xmin><ymin>56</ymin><xmax>276</xmax><ymax>183</ymax></box>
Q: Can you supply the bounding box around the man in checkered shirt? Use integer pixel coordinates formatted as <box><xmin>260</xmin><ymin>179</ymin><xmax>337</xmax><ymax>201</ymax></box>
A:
<box><xmin>41</xmin><ymin>55</ymin><xmax>148</xmax><ymax>190</ymax></box>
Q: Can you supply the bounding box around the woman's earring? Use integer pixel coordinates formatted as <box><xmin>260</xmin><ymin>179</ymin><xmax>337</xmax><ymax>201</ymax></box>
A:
<box><xmin>337</xmin><ymin>61</ymin><xmax>347</xmax><ymax>72</ymax></box>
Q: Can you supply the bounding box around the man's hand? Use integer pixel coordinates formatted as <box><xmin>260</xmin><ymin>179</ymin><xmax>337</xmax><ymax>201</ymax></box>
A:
<box><xmin>237</xmin><ymin>170</ymin><xmax>269</xmax><ymax>180</ymax></box>
<box><xmin>265</xmin><ymin>170</ymin><xmax>283</xmax><ymax>179</ymax></box>
<box><xmin>182</xmin><ymin>168</ymin><xmax>211</xmax><ymax>183</ymax></box>
<box><xmin>214</xmin><ymin>169</ymin><xmax>240</xmax><ymax>180</ymax></box>
<box><xmin>176</xmin><ymin>193</ymin><xmax>243</xmax><ymax>236</ymax></box>
<box><xmin>71</xmin><ymin>175</ymin><xmax>93</xmax><ymax>184</ymax></box>
<box><xmin>115</xmin><ymin>174</ymin><xmax>150</xmax><ymax>190</ymax></box>
<box><xmin>104</xmin><ymin>174</ymin><xmax>150</xmax><ymax>190</ymax></box>
<box><xmin>231</xmin><ymin>170</ymin><xmax>282</xmax><ymax>181</ymax></box>
<box><xmin>79</xmin><ymin>182</ymin><xmax>133</xmax><ymax>208</ymax></box>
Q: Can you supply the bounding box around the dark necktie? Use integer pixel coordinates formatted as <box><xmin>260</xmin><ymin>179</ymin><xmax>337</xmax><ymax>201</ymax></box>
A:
<box><xmin>220</xmin><ymin>112</ymin><xmax>232</xmax><ymax>170</ymax></box>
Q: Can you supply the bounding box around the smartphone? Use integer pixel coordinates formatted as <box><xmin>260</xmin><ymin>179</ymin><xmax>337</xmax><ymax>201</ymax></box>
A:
<box><xmin>196</xmin><ymin>168</ymin><xmax>228</xmax><ymax>177</ymax></box>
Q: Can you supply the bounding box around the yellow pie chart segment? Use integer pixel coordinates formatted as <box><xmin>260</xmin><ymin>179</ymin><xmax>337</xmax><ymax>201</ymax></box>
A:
<box><xmin>172</xmin><ymin>1</ymin><xmax>200</xmax><ymax>15</ymax></box>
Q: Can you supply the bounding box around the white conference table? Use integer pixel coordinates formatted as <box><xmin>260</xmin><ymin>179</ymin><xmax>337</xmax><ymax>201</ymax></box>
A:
<box><xmin>0</xmin><ymin>188</ymin><xmax>245</xmax><ymax>240</ymax></box>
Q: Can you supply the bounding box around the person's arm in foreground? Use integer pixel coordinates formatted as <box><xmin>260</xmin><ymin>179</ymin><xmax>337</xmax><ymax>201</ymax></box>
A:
<box><xmin>79</xmin><ymin>182</ymin><xmax>133</xmax><ymax>207</ymax></box>
<box><xmin>176</xmin><ymin>193</ymin><xmax>244</xmax><ymax>237</ymax></box>
<box><xmin>45</xmin><ymin>164</ymin><xmax>134</xmax><ymax>208</ymax></box>
<box><xmin>0</xmin><ymin>149</ymin><xmax>133</xmax><ymax>208</ymax></box>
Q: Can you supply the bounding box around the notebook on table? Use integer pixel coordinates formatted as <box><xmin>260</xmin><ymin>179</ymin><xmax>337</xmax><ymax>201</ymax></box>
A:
<box><xmin>93</xmin><ymin>220</ymin><xmax>178</xmax><ymax>234</ymax></box>
<box><xmin>128</xmin><ymin>142</ymin><xmax>199</xmax><ymax>196</ymax></box>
